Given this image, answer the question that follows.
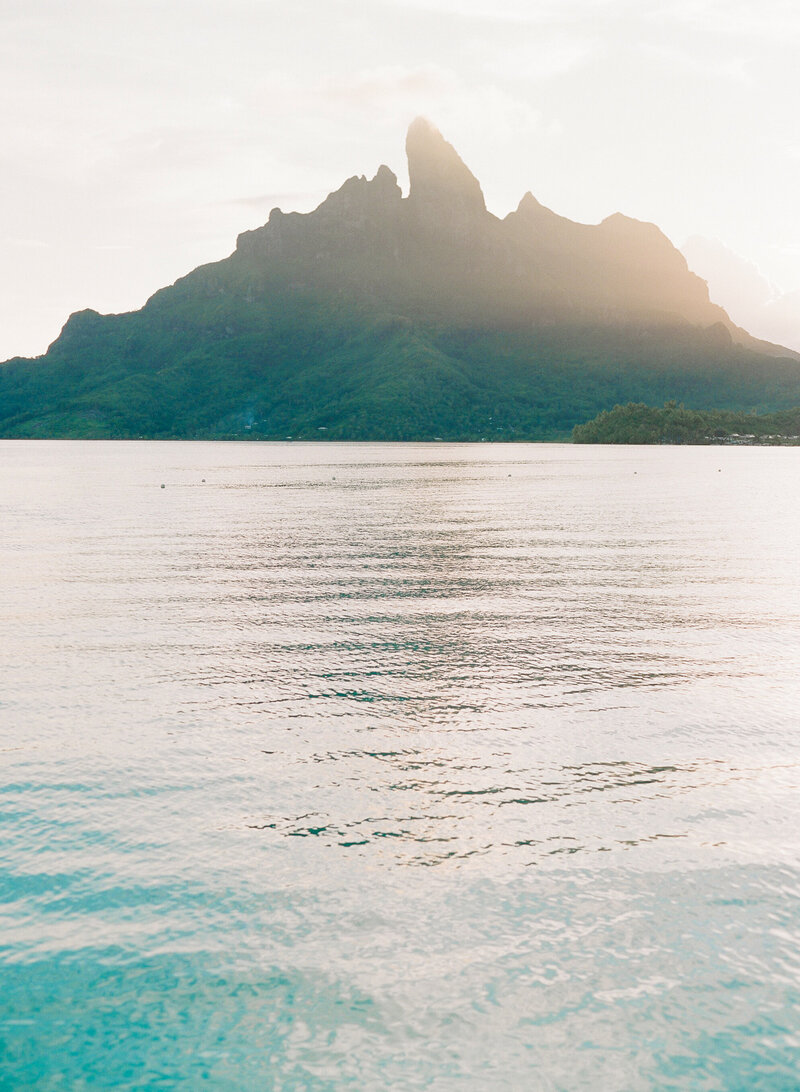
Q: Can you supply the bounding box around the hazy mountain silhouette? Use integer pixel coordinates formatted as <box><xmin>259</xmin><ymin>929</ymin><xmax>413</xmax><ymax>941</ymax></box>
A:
<box><xmin>2</xmin><ymin>118</ymin><xmax>799</xmax><ymax>440</ymax></box>
<box><xmin>233</xmin><ymin>118</ymin><xmax>759</xmax><ymax>333</ymax></box>
<box><xmin>682</xmin><ymin>235</ymin><xmax>800</xmax><ymax>354</ymax></box>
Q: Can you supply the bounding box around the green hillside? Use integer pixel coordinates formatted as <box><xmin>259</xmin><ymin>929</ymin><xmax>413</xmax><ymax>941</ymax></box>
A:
<box><xmin>3</xmin><ymin>312</ymin><xmax>799</xmax><ymax>441</ymax></box>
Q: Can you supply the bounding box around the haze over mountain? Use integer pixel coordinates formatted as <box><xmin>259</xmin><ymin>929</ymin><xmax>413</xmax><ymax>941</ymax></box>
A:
<box><xmin>681</xmin><ymin>235</ymin><xmax>800</xmax><ymax>354</ymax></box>
<box><xmin>2</xmin><ymin>119</ymin><xmax>799</xmax><ymax>441</ymax></box>
<box><xmin>232</xmin><ymin>118</ymin><xmax>761</xmax><ymax>337</ymax></box>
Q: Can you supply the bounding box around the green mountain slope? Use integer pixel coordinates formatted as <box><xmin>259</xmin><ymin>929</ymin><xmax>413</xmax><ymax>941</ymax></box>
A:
<box><xmin>2</xmin><ymin>119</ymin><xmax>799</xmax><ymax>440</ymax></box>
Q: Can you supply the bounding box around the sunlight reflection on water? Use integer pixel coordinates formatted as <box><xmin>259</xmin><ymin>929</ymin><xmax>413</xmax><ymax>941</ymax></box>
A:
<box><xmin>1</xmin><ymin>441</ymin><xmax>800</xmax><ymax>1088</ymax></box>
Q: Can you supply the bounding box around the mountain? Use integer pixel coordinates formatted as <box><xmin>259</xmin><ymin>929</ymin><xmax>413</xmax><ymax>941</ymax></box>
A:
<box><xmin>2</xmin><ymin>118</ymin><xmax>800</xmax><ymax>440</ymax></box>
<box><xmin>681</xmin><ymin>235</ymin><xmax>800</xmax><ymax>354</ymax></box>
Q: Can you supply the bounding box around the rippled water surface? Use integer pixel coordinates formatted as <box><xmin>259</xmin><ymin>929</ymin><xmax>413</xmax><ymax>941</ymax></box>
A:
<box><xmin>2</xmin><ymin>440</ymin><xmax>800</xmax><ymax>1089</ymax></box>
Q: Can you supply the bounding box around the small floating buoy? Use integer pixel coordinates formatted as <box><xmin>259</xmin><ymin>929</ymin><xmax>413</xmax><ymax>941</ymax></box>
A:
<box><xmin>202</xmin><ymin>478</ymin><xmax>206</xmax><ymax>482</ymax></box>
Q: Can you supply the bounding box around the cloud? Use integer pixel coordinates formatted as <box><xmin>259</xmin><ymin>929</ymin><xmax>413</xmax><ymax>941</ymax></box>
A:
<box><xmin>7</xmin><ymin>238</ymin><xmax>50</xmax><ymax>249</ymax></box>
<box><xmin>321</xmin><ymin>65</ymin><xmax>454</xmax><ymax>105</ymax></box>
<box><xmin>225</xmin><ymin>192</ymin><xmax>320</xmax><ymax>209</ymax></box>
<box><xmin>374</xmin><ymin>0</ymin><xmax>628</xmax><ymax>23</ymax></box>
<box><xmin>650</xmin><ymin>0</ymin><xmax>800</xmax><ymax>39</ymax></box>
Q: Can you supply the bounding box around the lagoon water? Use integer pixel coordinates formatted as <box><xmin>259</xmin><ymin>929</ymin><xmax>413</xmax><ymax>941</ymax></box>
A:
<box><xmin>2</xmin><ymin>440</ymin><xmax>800</xmax><ymax>1089</ymax></box>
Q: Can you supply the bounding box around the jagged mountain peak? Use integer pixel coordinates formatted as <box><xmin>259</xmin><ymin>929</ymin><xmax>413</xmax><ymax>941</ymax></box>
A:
<box><xmin>405</xmin><ymin>116</ymin><xmax>486</xmax><ymax>215</ymax></box>
<box><xmin>517</xmin><ymin>191</ymin><xmax>544</xmax><ymax>212</ymax></box>
<box><xmin>315</xmin><ymin>164</ymin><xmax>402</xmax><ymax>215</ymax></box>
<box><xmin>509</xmin><ymin>191</ymin><xmax>565</xmax><ymax>223</ymax></box>
<box><xmin>4</xmin><ymin>117</ymin><xmax>798</xmax><ymax>443</ymax></box>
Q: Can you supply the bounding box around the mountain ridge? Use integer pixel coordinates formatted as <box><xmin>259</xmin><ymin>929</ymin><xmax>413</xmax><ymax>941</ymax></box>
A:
<box><xmin>1</xmin><ymin>117</ymin><xmax>799</xmax><ymax>440</ymax></box>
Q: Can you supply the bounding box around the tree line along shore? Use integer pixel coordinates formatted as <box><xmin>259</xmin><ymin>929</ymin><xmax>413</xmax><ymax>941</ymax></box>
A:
<box><xmin>572</xmin><ymin>402</ymin><xmax>800</xmax><ymax>444</ymax></box>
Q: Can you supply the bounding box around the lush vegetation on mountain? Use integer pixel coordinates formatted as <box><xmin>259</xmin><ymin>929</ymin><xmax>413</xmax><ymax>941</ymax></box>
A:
<box><xmin>3</xmin><ymin>309</ymin><xmax>800</xmax><ymax>441</ymax></box>
<box><xmin>572</xmin><ymin>401</ymin><xmax>800</xmax><ymax>444</ymax></box>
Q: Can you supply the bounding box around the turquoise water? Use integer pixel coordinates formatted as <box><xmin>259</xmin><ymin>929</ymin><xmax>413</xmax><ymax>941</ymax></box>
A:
<box><xmin>1</xmin><ymin>440</ymin><xmax>799</xmax><ymax>1089</ymax></box>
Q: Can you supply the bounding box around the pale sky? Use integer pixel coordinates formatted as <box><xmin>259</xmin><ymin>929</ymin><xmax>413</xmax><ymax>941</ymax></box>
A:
<box><xmin>2</xmin><ymin>0</ymin><xmax>800</xmax><ymax>360</ymax></box>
